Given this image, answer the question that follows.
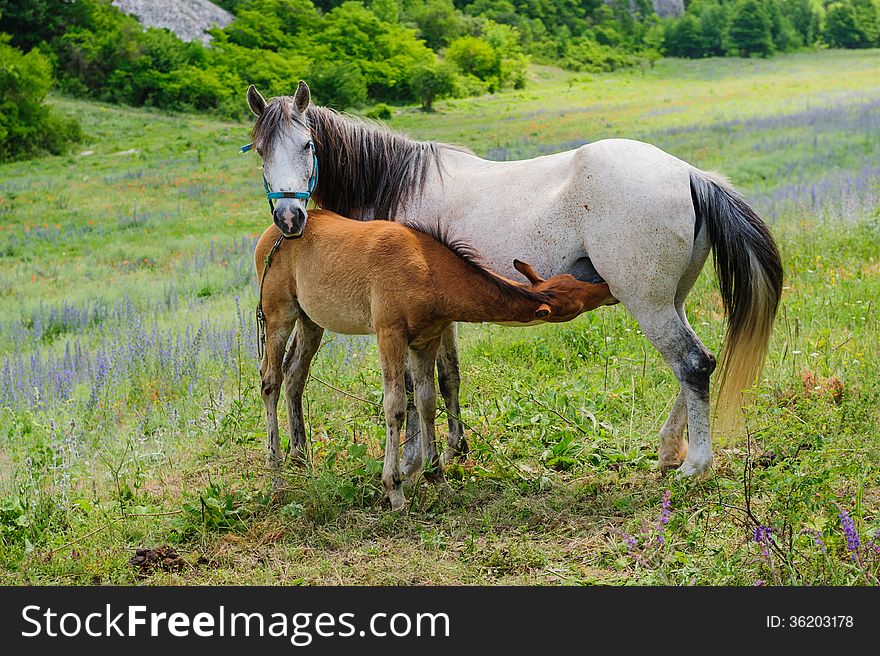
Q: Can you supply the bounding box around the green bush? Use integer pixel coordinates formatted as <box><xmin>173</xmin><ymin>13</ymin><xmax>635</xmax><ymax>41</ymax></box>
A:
<box><xmin>308</xmin><ymin>59</ymin><xmax>369</xmax><ymax>109</ymax></box>
<box><xmin>409</xmin><ymin>61</ymin><xmax>457</xmax><ymax>110</ymax></box>
<box><xmin>0</xmin><ymin>35</ymin><xmax>83</xmax><ymax>162</ymax></box>
<box><xmin>363</xmin><ymin>102</ymin><xmax>393</xmax><ymax>120</ymax></box>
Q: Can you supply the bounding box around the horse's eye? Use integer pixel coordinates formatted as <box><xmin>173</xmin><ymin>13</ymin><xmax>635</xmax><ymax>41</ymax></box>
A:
<box><xmin>303</xmin><ymin>142</ymin><xmax>311</xmax><ymax>151</ymax></box>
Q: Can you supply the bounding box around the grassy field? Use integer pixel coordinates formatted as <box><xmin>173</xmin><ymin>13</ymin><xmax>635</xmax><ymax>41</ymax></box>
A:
<box><xmin>1</xmin><ymin>50</ymin><xmax>878</xmax><ymax>585</ymax></box>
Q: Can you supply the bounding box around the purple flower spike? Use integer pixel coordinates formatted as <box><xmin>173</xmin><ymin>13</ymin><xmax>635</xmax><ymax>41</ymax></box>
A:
<box><xmin>838</xmin><ymin>509</ymin><xmax>860</xmax><ymax>557</ymax></box>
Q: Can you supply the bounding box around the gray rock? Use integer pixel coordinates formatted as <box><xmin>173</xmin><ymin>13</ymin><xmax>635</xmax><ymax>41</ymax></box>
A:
<box><xmin>653</xmin><ymin>0</ymin><xmax>684</xmax><ymax>18</ymax></box>
<box><xmin>112</xmin><ymin>0</ymin><xmax>234</xmax><ymax>44</ymax></box>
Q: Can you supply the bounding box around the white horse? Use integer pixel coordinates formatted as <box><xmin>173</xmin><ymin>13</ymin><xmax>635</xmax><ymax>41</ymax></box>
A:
<box><xmin>245</xmin><ymin>81</ymin><xmax>782</xmax><ymax>478</ymax></box>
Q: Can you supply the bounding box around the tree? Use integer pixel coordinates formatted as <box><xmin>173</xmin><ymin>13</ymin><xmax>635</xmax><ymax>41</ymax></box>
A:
<box><xmin>0</xmin><ymin>35</ymin><xmax>83</xmax><ymax>161</ymax></box>
<box><xmin>824</xmin><ymin>2</ymin><xmax>866</xmax><ymax>48</ymax></box>
<box><xmin>699</xmin><ymin>1</ymin><xmax>731</xmax><ymax>56</ymax></box>
<box><xmin>445</xmin><ymin>35</ymin><xmax>499</xmax><ymax>79</ymax></box>
<box><xmin>406</xmin><ymin>0</ymin><xmax>464</xmax><ymax>50</ymax></box>
<box><xmin>725</xmin><ymin>0</ymin><xmax>774</xmax><ymax>57</ymax></box>
<box><xmin>409</xmin><ymin>62</ymin><xmax>457</xmax><ymax>110</ymax></box>
<box><xmin>664</xmin><ymin>14</ymin><xmax>704</xmax><ymax>58</ymax></box>
<box><xmin>783</xmin><ymin>0</ymin><xmax>824</xmax><ymax>46</ymax></box>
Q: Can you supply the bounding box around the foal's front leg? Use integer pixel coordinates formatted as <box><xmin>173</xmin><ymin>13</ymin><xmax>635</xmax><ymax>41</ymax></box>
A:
<box><xmin>377</xmin><ymin>329</ymin><xmax>408</xmax><ymax>511</ymax></box>
<box><xmin>261</xmin><ymin>313</ymin><xmax>296</xmax><ymax>466</ymax></box>
<box><xmin>282</xmin><ymin>313</ymin><xmax>324</xmax><ymax>462</ymax></box>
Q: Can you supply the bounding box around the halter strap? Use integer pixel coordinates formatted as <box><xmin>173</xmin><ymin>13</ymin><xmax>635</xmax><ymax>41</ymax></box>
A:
<box><xmin>241</xmin><ymin>141</ymin><xmax>319</xmax><ymax>214</ymax></box>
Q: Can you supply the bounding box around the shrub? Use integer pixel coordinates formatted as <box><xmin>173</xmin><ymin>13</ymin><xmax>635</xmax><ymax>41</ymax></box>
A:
<box><xmin>409</xmin><ymin>61</ymin><xmax>457</xmax><ymax>110</ymax></box>
<box><xmin>0</xmin><ymin>35</ymin><xmax>83</xmax><ymax>162</ymax></box>
<box><xmin>363</xmin><ymin>102</ymin><xmax>393</xmax><ymax>120</ymax></box>
<box><xmin>307</xmin><ymin>59</ymin><xmax>369</xmax><ymax>109</ymax></box>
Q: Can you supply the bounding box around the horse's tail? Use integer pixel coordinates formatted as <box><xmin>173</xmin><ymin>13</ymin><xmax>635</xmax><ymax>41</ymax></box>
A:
<box><xmin>690</xmin><ymin>169</ymin><xmax>783</xmax><ymax>430</ymax></box>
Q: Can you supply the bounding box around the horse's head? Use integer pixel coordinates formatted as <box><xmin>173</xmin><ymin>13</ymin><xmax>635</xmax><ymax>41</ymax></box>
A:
<box><xmin>513</xmin><ymin>259</ymin><xmax>617</xmax><ymax>322</ymax></box>
<box><xmin>247</xmin><ymin>82</ymin><xmax>315</xmax><ymax>238</ymax></box>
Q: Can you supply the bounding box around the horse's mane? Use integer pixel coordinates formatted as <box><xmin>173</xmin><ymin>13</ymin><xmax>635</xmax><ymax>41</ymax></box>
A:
<box><xmin>306</xmin><ymin>105</ymin><xmax>457</xmax><ymax>219</ymax></box>
<box><xmin>253</xmin><ymin>98</ymin><xmax>472</xmax><ymax>219</ymax></box>
<box><xmin>404</xmin><ymin>220</ymin><xmax>552</xmax><ymax>308</ymax></box>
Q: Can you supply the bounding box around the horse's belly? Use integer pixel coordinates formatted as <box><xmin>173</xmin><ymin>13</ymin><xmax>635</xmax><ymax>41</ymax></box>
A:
<box><xmin>297</xmin><ymin>292</ymin><xmax>374</xmax><ymax>335</ymax></box>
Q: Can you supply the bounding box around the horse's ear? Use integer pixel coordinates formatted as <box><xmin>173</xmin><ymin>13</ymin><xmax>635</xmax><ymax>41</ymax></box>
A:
<box><xmin>294</xmin><ymin>80</ymin><xmax>311</xmax><ymax>113</ymax></box>
<box><xmin>247</xmin><ymin>85</ymin><xmax>267</xmax><ymax>117</ymax></box>
<box><xmin>514</xmin><ymin>259</ymin><xmax>545</xmax><ymax>285</ymax></box>
<box><xmin>535</xmin><ymin>303</ymin><xmax>551</xmax><ymax>319</ymax></box>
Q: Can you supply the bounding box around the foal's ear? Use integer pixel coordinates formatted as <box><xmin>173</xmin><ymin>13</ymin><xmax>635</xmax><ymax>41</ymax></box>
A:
<box><xmin>514</xmin><ymin>259</ymin><xmax>545</xmax><ymax>285</ymax></box>
<box><xmin>247</xmin><ymin>85</ymin><xmax>267</xmax><ymax>117</ymax></box>
<box><xmin>294</xmin><ymin>80</ymin><xmax>311</xmax><ymax>113</ymax></box>
<box><xmin>534</xmin><ymin>303</ymin><xmax>552</xmax><ymax>319</ymax></box>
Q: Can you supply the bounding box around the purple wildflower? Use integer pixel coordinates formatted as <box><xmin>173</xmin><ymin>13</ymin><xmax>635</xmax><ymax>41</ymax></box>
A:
<box><xmin>838</xmin><ymin>508</ymin><xmax>860</xmax><ymax>557</ymax></box>
<box><xmin>652</xmin><ymin>489</ymin><xmax>672</xmax><ymax>546</ymax></box>
<box><xmin>624</xmin><ymin>534</ymin><xmax>639</xmax><ymax>553</ymax></box>
<box><xmin>754</xmin><ymin>526</ymin><xmax>774</xmax><ymax>562</ymax></box>
<box><xmin>754</xmin><ymin>579</ymin><xmax>766</xmax><ymax>587</ymax></box>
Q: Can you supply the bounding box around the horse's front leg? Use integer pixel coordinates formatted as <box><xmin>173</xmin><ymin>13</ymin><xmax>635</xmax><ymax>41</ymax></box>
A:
<box><xmin>377</xmin><ymin>329</ymin><xmax>408</xmax><ymax>511</ymax></box>
<box><xmin>437</xmin><ymin>324</ymin><xmax>468</xmax><ymax>464</ymax></box>
<box><xmin>282</xmin><ymin>312</ymin><xmax>324</xmax><ymax>463</ymax></box>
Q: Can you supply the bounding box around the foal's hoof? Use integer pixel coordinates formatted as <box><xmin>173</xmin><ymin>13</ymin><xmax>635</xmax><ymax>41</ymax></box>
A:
<box><xmin>387</xmin><ymin>490</ymin><xmax>406</xmax><ymax>512</ymax></box>
<box><xmin>400</xmin><ymin>457</ymin><xmax>423</xmax><ymax>479</ymax></box>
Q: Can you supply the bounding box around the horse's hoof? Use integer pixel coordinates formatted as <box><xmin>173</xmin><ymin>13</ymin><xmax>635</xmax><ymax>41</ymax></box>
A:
<box><xmin>675</xmin><ymin>459</ymin><xmax>712</xmax><ymax>479</ymax></box>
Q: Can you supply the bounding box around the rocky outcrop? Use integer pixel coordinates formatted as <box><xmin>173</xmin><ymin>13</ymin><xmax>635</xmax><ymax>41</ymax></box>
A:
<box><xmin>112</xmin><ymin>0</ymin><xmax>233</xmax><ymax>44</ymax></box>
<box><xmin>653</xmin><ymin>0</ymin><xmax>684</xmax><ymax>18</ymax></box>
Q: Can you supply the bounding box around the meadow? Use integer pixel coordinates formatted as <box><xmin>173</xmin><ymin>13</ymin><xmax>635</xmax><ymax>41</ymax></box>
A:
<box><xmin>0</xmin><ymin>49</ymin><xmax>878</xmax><ymax>585</ymax></box>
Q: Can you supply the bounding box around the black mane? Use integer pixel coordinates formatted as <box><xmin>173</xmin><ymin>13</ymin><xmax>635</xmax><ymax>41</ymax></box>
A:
<box><xmin>306</xmin><ymin>105</ymin><xmax>448</xmax><ymax>219</ymax></box>
<box><xmin>403</xmin><ymin>220</ymin><xmax>551</xmax><ymax>308</ymax></box>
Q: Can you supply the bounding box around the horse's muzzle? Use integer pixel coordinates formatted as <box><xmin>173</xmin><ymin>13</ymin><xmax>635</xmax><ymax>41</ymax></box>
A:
<box><xmin>273</xmin><ymin>200</ymin><xmax>307</xmax><ymax>238</ymax></box>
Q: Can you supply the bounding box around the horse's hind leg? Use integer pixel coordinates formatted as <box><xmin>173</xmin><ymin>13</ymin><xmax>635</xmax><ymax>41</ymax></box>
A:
<box><xmin>634</xmin><ymin>304</ymin><xmax>716</xmax><ymax>476</ymax></box>
<box><xmin>409</xmin><ymin>339</ymin><xmax>445</xmax><ymax>486</ymax></box>
<box><xmin>282</xmin><ymin>313</ymin><xmax>324</xmax><ymax>463</ymax></box>
<box><xmin>657</xmin><ymin>228</ymin><xmax>711</xmax><ymax>472</ymax></box>
<box><xmin>261</xmin><ymin>312</ymin><xmax>296</xmax><ymax>466</ymax></box>
<box><xmin>377</xmin><ymin>328</ymin><xmax>408</xmax><ymax>511</ymax></box>
<box><xmin>437</xmin><ymin>324</ymin><xmax>468</xmax><ymax>464</ymax></box>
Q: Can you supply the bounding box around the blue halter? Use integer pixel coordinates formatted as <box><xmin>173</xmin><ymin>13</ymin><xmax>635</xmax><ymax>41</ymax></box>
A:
<box><xmin>241</xmin><ymin>141</ymin><xmax>319</xmax><ymax>215</ymax></box>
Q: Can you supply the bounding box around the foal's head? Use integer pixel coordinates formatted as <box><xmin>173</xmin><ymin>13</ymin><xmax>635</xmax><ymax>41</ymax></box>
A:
<box><xmin>247</xmin><ymin>82</ymin><xmax>315</xmax><ymax>238</ymax></box>
<box><xmin>513</xmin><ymin>259</ymin><xmax>617</xmax><ymax>322</ymax></box>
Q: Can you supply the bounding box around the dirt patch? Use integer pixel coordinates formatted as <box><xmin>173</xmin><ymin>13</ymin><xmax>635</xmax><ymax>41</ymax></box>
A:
<box><xmin>129</xmin><ymin>546</ymin><xmax>189</xmax><ymax>574</ymax></box>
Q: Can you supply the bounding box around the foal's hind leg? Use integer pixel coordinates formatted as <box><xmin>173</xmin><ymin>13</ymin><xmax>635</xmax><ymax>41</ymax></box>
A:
<box><xmin>409</xmin><ymin>340</ymin><xmax>445</xmax><ymax>485</ymax></box>
<box><xmin>282</xmin><ymin>313</ymin><xmax>324</xmax><ymax>463</ymax></box>
<box><xmin>261</xmin><ymin>313</ymin><xmax>296</xmax><ymax>466</ymax></box>
<box><xmin>437</xmin><ymin>324</ymin><xmax>468</xmax><ymax>464</ymax></box>
<box><xmin>402</xmin><ymin>324</ymin><xmax>467</xmax><ymax>473</ymax></box>
<box><xmin>401</xmin><ymin>367</ymin><xmax>423</xmax><ymax>478</ymax></box>
<box><xmin>377</xmin><ymin>328</ymin><xmax>408</xmax><ymax>511</ymax></box>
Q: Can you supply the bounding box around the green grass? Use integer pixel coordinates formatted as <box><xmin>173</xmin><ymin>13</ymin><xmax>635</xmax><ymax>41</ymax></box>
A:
<box><xmin>1</xmin><ymin>50</ymin><xmax>879</xmax><ymax>585</ymax></box>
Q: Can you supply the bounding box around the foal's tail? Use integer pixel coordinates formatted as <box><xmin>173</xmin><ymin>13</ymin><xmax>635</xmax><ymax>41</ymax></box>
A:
<box><xmin>690</xmin><ymin>170</ymin><xmax>783</xmax><ymax>430</ymax></box>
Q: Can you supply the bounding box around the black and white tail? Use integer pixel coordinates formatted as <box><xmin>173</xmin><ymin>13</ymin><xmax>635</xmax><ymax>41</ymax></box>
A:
<box><xmin>690</xmin><ymin>170</ymin><xmax>784</xmax><ymax>429</ymax></box>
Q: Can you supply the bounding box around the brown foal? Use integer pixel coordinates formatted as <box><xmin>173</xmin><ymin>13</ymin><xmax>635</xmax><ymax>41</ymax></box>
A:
<box><xmin>256</xmin><ymin>209</ymin><xmax>616</xmax><ymax>510</ymax></box>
